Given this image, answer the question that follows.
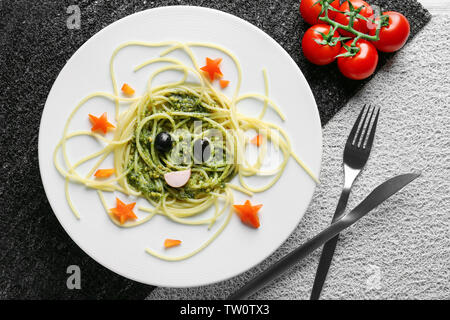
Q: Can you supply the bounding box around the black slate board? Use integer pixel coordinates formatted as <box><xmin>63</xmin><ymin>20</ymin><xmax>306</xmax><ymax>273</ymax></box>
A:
<box><xmin>0</xmin><ymin>0</ymin><xmax>430</xmax><ymax>299</ymax></box>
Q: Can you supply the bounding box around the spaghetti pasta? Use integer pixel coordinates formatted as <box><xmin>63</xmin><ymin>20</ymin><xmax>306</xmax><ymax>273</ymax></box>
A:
<box><xmin>53</xmin><ymin>41</ymin><xmax>318</xmax><ymax>262</ymax></box>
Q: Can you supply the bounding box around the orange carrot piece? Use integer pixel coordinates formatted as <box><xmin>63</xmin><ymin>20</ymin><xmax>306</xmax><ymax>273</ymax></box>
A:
<box><xmin>220</xmin><ymin>80</ymin><xmax>230</xmax><ymax>89</ymax></box>
<box><xmin>233</xmin><ymin>200</ymin><xmax>263</xmax><ymax>228</ymax></box>
<box><xmin>121</xmin><ymin>83</ymin><xmax>135</xmax><ymax>96</ymax></box>
<box><xmin>250</xmin><ymin>134</ymin><xmax>263</xmax><ymax>147</ymax></box>
<box><xmin>110</xmin><ymin>198</ymin><xmax>137</xmax><ymax>225</ymax></box>
<box><xmin>94</xmin><ymin>169</ymin><xmax>115</xmax><ymax>178</ymax></box>
<box><xmin>164</xmin><ymin>239</ymin><xmax>182</xmax><ymax>249</ymax></box>
<box><xmin>89</xmin><ymin>112</ymin><xmax>115</xmax><ymax>134</ymax></box>
<box><xmin>200</xmin><ymin>57</ymin><xmax>223</xmax><ymax>81</ymax></box>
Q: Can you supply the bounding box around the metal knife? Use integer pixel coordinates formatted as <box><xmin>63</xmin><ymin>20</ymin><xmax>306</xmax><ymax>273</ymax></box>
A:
<box><xmin>227</xmin><ymin>173</ymin><xmax>420</xmax><ymax>300</ymax></box>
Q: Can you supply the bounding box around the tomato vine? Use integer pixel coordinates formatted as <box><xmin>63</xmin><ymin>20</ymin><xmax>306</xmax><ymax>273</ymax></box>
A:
<box><xmin>300</xmin><ymin>0</ymin><xmax>410</xmax><ymax>80</ymax></box>
<box><xmin>314</xmin><ymin>0</ymin><xmax>389</xmax><ymax>57</ymax></box>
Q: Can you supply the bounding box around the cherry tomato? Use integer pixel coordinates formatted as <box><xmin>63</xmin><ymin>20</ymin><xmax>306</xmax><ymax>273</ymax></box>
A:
<box><xmin>302</xmin><ymin>24</ymin><xmax>342</xmax><ymax>65</ymax></box>
<box><xmin>369</xmin><ymin>11</ymin><xmax>410</xmax><ymax>52</ymax></box>
<box><xmin>300</xmin><ymin>0</ymin><xmax>340</xmax><ymax>25</ymax></box>
<box><xmin>334</xmin><ymin>0</ymin><xmax>374</xmax><ymax>37</ymax></box>
<box><xmin>337</xmin><ymin>39</ymin><xmax>378</xmax><ymax>80</ymax></box>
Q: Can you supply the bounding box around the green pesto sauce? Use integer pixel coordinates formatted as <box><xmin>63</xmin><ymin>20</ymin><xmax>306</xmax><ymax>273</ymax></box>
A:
<box><xmin>167</xmin><ymin>94</ymin><xmax>208</xmax><ymax>113</ymax></box>
<box><xmin>126</xmin><ymin>92</ymin><xmax>236</xmax><ymax>203</ymax></box>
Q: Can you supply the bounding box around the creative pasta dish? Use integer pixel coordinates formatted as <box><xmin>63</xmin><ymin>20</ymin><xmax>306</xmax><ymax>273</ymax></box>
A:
<box><xmin>54</xmin><ymin>41</ymin><xmax>318</xmax><ymax>261</ymax></box>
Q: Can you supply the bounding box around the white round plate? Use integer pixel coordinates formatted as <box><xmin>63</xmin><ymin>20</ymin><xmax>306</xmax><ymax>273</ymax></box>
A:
<box><xmin>39</xmin><ymin>6</ymin><xmax>322</xmax><ymax>288</ymax></box>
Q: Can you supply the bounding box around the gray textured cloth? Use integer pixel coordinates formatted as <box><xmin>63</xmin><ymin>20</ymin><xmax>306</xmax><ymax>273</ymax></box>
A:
<box><xmin>147</xmin><ymin>15</ymin><xmax>450</xmax><ymax>300</ymax></box>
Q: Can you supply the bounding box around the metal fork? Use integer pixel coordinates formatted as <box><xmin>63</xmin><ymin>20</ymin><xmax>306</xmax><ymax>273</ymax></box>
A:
<box><xmin>310</xmin><ymin>105</ymin><xmax>380</xmax><ymax>300</ymax></box>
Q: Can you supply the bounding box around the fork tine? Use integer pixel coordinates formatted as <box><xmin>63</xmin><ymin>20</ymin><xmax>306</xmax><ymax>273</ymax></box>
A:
<box><xmin>364</xmin><ymin>108</ymin><xmax>380</xmax><ymax>152</ymax></box>
<box><xmin>361</xmin><ymin>106</ymin><xmax>376</xmax><ymax>148</ymax></box>
<box><xmin>346</xmin><ymin>105</ymin><xmax>367</xmax><ymax>147</ymax></box>
<box><xmin>354</xmin><ymin>105</ymin><xmax>371</xmax><ymax>147</ymax></box>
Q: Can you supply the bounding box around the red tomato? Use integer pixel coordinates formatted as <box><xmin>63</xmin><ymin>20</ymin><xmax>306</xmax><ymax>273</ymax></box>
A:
<box><xmin>369</xmin><ymin>11</ymin><xmax>410</xmax><ymax>52</ymax></box>
<box><xmin>302</xmin><ymin>24</ymin><xmax>342</xmax><ymax>65</ymax></box>
<box><xmin>334</xmin><ymin>0</ymin><xmax>374</xmax><ymax>37</ymax></box>
<box><xmin>300</xmin><ymin>0</ymin><xmax>340</xmax><ymax>25</ymax></box>
<box><xmin>337</xmin><ymin>39</ymin><xmax>378</xmax><ymax>80</ymax></box>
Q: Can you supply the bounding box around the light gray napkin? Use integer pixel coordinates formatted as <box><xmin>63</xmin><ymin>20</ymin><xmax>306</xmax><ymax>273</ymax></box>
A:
<box><xmin>148</xmin><ymin>15</ymin><xmax>450</xmax><ymax>300</ymax></box>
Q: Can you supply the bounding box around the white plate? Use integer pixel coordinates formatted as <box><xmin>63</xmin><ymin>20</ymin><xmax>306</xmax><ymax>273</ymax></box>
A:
<box><xmin>38</xmin><ymin>6</ymin><xmax>322</xmax><ymax>288</ymax></box>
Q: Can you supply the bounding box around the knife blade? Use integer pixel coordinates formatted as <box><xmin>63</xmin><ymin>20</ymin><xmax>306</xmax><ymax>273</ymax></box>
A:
<box><xmin>227</xmin><ymin>173</ymin><xmax>420</xmax><ymax>300</ymax></box>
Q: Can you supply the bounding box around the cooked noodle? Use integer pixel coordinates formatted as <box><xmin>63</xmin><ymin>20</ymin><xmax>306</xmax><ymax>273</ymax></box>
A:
<box><xmin>53</xmin><ymin>41</ymin><xmax>318</xmax><ymax>261</ymax></box>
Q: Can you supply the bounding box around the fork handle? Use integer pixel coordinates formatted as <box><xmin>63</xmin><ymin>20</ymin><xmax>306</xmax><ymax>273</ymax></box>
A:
<box><xmin>310</xmin><ymin>186</ymin><xmax>352</xmax><ymax>300</ymax></box>
<box><xmin>333</xmin><ymin>188</ymin><xmax>352</xmax><ymax>222</ymax></box>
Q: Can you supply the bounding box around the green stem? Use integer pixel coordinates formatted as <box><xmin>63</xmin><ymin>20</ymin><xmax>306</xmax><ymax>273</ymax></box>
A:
<box><xmin>323</xmin><ymin>24</ymin><xmax>338</xmax><ymax>42</ymax></box>
<box><xmin>318</xmin><ymin>0</ymin><xmax>382</xmax><ymax>42</ymax></box>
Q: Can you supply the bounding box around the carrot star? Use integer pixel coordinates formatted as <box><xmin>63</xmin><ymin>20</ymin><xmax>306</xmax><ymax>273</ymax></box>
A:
<box><xmin>110</xmin><ymin>198</ymin><xmax>137</xmax><ymax>225</ymax></box>
<box><xmin>250</xmin><ymin>134</ymin><xmax>264</xmax><ymax>147</ymax></box>
<box><xmin>89</xmin><ymin>112</ymin><xmax>115</xmax><ymax>134</ymax></box>
<box><xmin>233</xmin><ymin>200</ymin><xmax>263</xmax><ymax>228</ymax></box>
<box><xmin>200</xmin><ymin>57</ymin><xmax>223</xmax><ymax>81</ymax></box>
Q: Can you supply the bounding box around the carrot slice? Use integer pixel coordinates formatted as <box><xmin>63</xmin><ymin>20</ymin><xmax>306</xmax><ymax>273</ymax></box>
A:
<box><xmin>94</xmin><ymin>169</ymin><xmax>115</xmax><ymax>178</ymax></box>
<box><xmin>164</xmin><ymin>239</ymin><xmax>182</xmax><ymax>248</ymax></box>
<box><xmin>220</xmin><ymin>80</ymin><xmax>230</xmax><ymax>89</ymax></box>
<box><xmin>233</xmin><ymin>200</ymin><xmax>263</xmax><ymax>228</ymax></box>
<box><xmin>110</xmin><ymin>198</ymin><xmax>137</xmax><ymax>225</ymax></box>
<box><xmin>89</xmin><ymin>112</ymin><xmax>115</xmax><ymax>134</ymax></box>
<box><xmin>250</xmin><ymin>134</ymin><xmax>263</xmax><ymax>147</ymax></box>
<box><xmin>200</xmin><ymin>57</ymin><xmax>223</xmax><ymax>81</ymax></box>
<box><xmin>121</xmin><ymin>83</ymin><xmax>135</xmax><ymax>96</ymax></box>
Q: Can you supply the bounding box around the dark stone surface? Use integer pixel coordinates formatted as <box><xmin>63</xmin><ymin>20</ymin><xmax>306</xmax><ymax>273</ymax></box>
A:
<box><xmin>0</xmin><ymin>0</ymin><xmax>430</xmax><ymax>299</ymax></box>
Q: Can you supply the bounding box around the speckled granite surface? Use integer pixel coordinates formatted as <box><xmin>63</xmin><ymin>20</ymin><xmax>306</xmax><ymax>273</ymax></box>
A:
<box><xmin>0</xmin><ymin>1</ymin><xmax>430</xmax><ymax>299</ymax></box>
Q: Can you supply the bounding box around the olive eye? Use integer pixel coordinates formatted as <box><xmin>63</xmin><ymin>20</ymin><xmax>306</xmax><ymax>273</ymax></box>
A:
<box><xmin>155</xmin><ymin>132</ymin><xmax>173</xmax><ymax>152</ymax></box>
<box><xmin>193</xmin><ymin>139</ymin><xmax>211</xmax><ymax>163</ymax></box>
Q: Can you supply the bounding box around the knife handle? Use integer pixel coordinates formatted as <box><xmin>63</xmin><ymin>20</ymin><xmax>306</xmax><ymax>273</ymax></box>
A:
<box><xmin>228</xmin><ymin>218</ymin><xmax>350</xmax><ymax>300</ymax></box>
<box><xmin>228</xmin><ymin>173</ymin><xmax>419</xmax><ymax>300</ymax></box>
